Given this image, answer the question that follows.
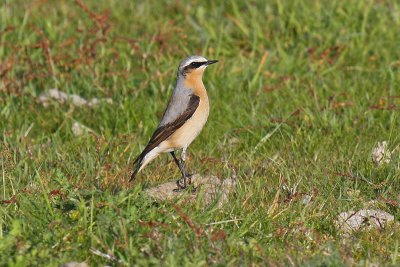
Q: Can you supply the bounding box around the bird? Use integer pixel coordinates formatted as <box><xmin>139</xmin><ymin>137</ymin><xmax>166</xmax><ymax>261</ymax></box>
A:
<box><xmin>130</xmin><ymin>55</ymin><xmax>218</xmax><ymax>190</ymax></box>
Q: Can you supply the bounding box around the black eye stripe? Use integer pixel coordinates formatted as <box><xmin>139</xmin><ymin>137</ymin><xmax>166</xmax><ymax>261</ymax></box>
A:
<box><xmin>188</xmin><ymin>61</ymin><xmax>206</xmax><ymax>68</ymax></box>
<box><xmin>181</xmin><ymin>61</ymin><xmax>207</xmax><ymax>76</ymax></box>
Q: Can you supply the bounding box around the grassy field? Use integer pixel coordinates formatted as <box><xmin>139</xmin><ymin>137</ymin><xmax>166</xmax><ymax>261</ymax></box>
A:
<box><xmin>1</xmin><ymin>0</ymin><xmax>400</xmax><ymax>266</ymax></box>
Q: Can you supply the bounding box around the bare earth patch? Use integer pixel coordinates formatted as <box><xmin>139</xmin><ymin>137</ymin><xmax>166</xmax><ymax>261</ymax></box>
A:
<box><xmin>145</xmin><ymin>174</ymin><xmax>236</xmax><ymax>207</ymax></box>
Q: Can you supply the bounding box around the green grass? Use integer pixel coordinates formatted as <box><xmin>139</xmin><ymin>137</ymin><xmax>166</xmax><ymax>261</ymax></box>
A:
<box><xmin>1</xmin><ymin>0</ymin><xmax>400</xmax><ymax>266</ymax></box>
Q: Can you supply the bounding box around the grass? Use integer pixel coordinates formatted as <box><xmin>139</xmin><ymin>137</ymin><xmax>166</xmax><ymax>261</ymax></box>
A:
<box><xmin>1</xmin><ymin>0</ymin><xmax>400</xmax><ymax>266</ymax></box>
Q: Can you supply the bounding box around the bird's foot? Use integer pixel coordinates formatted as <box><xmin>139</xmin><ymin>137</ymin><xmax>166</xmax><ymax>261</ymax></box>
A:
<box><xmin>173</xmin><ymin>174</ymin><xmax>196</xmax><ymax>193</ymax></box>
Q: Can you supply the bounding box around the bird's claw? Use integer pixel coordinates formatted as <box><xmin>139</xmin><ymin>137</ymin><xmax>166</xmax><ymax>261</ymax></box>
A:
<box><xmin>174</xmin><ymin>174</ymin><xmax>196</xmax><ymax>192</ymax></box>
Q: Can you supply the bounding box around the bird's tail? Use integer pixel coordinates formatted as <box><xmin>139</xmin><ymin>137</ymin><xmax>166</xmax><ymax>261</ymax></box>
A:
<box><xmin>129</xmin><ymin>147</ymin><xmax>160</xmax><ymax>182</ymax></box>
<box><xmin>129</xmin><ymin>155</ymin><xmax>143</xmax><ymax>182</ymax></box>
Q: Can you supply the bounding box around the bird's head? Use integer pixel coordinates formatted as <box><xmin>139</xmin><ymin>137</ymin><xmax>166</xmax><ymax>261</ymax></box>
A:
<box><xmin>178</xmin><ymin>55</ymin><xmax>218</xmax><ymax>78</ymax></box>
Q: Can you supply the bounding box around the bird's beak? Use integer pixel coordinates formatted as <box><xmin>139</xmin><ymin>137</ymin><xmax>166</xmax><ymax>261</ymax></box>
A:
<box><xmin>205</xmin><ymin>59</ymin><xmax>218</xmax><ymax>65</ymax></box>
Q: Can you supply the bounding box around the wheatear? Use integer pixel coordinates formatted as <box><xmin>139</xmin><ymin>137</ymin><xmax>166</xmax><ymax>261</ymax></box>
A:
<box><xmin>130</xmin><ymin>55</ymin><xmax>218</xmax><ymax>190</ymax></box>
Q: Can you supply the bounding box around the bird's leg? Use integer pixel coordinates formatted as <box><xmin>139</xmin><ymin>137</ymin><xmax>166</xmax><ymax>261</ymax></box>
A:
<box><xmin>181</xmin><ymin>146</ymin><xmax>187</xmax><ymax>162</ymax></box>
<box><xmin>170</xmin><ymin>151</ymin><xmax>189</xmax><ymax>190</ymax></box>
<box><xmin>180</xmin><ymin>147</ymin><xmax>192</xmax><ymax>185</ymax></box>
<box><xmin>170</xmin><ymin>149</ymin><xmax>194</xmax><ymax>191</ymax></box>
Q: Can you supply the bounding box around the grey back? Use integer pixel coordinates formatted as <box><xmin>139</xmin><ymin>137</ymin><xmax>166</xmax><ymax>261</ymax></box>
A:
<box><xmin>158</xmin><ymin>74</ymin><xmax>193</xmax><ymax>127</ymax></box>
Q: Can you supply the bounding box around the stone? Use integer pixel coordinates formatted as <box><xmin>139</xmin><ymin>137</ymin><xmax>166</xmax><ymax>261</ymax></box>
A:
<box><xmin>71</xmin><ymin>122</ymin><xmax>94</xmax><ymax>136</ymax></box>
<box><xmin>336</xmin><ymin>209</ymin><xmax>394</xmax><ymax>236</ymax></box>
<box><xmin>145</xmin><ymin>174</ymin><xmax>236</xmax><ymax>207</ymax></box>
<box><xmin>372</xmin><ymin>141</ymin><xmax>391</xmax><ymax>165</ymax></box>
<box><xmin>38</xmin><ymin>88</ymin><xmax>112</xmax><ymax>107</ymax></box>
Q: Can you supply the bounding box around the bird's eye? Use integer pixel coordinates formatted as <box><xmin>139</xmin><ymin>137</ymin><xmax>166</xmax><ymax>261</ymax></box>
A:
<box><xmin>189</xmin><ymin>62</ymin><xmax>204</xmax><ymax>68</ymax></box>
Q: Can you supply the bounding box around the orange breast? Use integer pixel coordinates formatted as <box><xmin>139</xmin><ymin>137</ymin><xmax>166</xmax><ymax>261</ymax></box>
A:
<box><xmin>165</xmin><ymin>70</ymin><xmax>209</xmax><ymax>149</ymax></box>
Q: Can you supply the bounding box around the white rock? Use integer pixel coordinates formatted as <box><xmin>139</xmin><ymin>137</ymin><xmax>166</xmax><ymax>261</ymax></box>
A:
<box><xmin>38</xmin><ymin>89</ymin><xmax>112</xmax><ymax>107</ymax></box>
<box><xmin>71</xmin><ymin>122</ymin><xmax>94</xmax><ymax>136</ymax></box>
<box><xmin>69</xmin><ymin>94</ymin><xmax>88</xmax><ymax>106</ymax></box>
<box><xmin>48</xmin><ymin>88</ymin><xmax>68</xmax><ymax>102</ymax></box>
<box><xmin>301</xmin><ymin>194</ymin><xmax>312</xmax><ymax>205</ymax></box>
<box><xmin>336</xmin><ymin>209</ymin><xmax>394</xmax><ymax>236</ymax></box>
<box><xmin>88</xmin><ymin>97</ymin><xmax>100</xmax><ymax>106</ymax></box>
<box><xmin>145</xmin><ymin>174</ymin><xmax>236</xmax><ymax>207</ymax></box>
<box><xmin>372</xmin><ymin>141</ymin><xmax>391</xmax><ymax>165</ymax></box>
